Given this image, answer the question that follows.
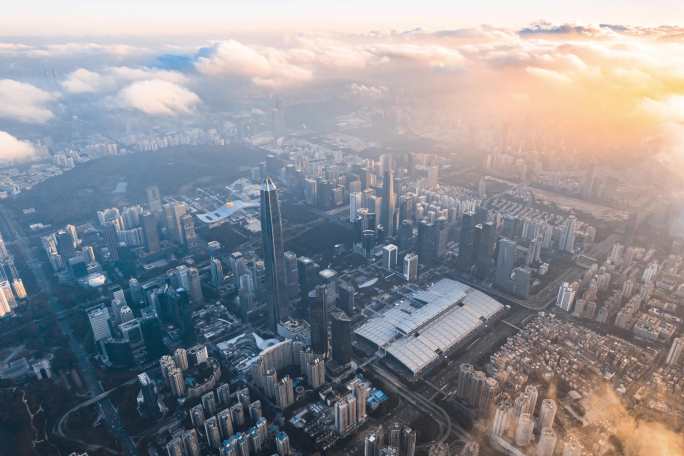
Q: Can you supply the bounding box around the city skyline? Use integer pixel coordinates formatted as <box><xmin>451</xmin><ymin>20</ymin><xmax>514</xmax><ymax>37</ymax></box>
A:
<box><xmin>1</xmin><ymin>3</ymin><xmax>684</xmax><ymax>456</ymax></box>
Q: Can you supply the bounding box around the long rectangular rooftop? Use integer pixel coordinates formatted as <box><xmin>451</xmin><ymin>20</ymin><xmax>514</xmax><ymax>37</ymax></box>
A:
<box><xmin>355</xmin><ymin>278</ymin><xmax>504</xmax><ymax>375</ymax></box>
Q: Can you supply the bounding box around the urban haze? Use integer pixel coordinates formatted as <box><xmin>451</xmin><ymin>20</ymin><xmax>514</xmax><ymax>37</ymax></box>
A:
<box><xmin>0</xmin><ymin>2</ymin><xmax>683</xmax><ymax>456</ymax></box>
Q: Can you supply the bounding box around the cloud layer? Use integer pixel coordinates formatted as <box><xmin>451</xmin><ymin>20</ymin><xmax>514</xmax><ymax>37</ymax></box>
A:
<box><xmin>0</xmin><ymin>131</ymin><xmax>37</xmax><ymax>162</ymax></box>
<box><xmin>115</xmin><ymin>79</ymin><xmax>200</xmax><ymax>116</ymax></box>
<box><xmin>3</xmin><ymin>23</ymin><xmax>684</xmax><ymax>162</ymax></box>
<box><xmin>0</xmin><ymin>79</ymin><xmax>56</xmax><ymax>123</ymax></box>
<box><xmin>62</xmin><ymin>66</ymin><xmax>188</xmax><ymax>94</ymax></box>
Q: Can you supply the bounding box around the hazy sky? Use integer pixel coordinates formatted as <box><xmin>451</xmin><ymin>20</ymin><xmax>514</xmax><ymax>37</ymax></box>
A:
<box><xmin>3</xmin><ymin>2</ymin><xmax>684</xmax><ymax>167</ymax></box>
<box><xmin>3</xmin><ymin>0</ymin><xmax>684</xmax><ymax>35</ymax></box>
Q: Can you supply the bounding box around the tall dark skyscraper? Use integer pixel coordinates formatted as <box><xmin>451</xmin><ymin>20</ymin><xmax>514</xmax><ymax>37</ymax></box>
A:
<box><xmin>417</xmin><ymin>220</ymin><xmax>437</xmax><ymax>265</ymax></box>
<box><xmin>310</xmin><ymin>284</ymin><xmax>329</xmax><ymax>356</ymax></box>
<box><xmin>146</xmin><ymin>185</ymin><xmax>162</xmax><ymax>215</ymax></box>
<box><xmin>142</xmin><ymin>211</ymin><xmax>160</xmax><ymax>254</ymax></box>
<box><xmin>297</xmin><ymin>256</ymin><xmax>320</xmax><ymax>318</ymax></box>
<box><xmin>381</xmin><ymin>171</ymin><xmax>396</xmax><ymax>238</ymax></box>
<box><xmin>260</xmin><ymin>177</ymin><xmax>289</xmax><ymax>330</ymax></box>
<box><xmin>330</xmin><ymin>311</ymin><xmax>352</xmax><ymax>365</ymax></box>
<box><xmin>398</xmin><ymin>219</ymin><xmax>414</xmax><ymax>250</ymax></box>
<box><xmin>337</xmin><ymin>280</ymin><xmax>355</xmax><ymax>316</ymax></box>
<box><xmin>476</xmin><ymin>221</ymin><xmax>496</xmax><ymax>279</ymax></box>
<box><xmin>495</xmin><ymin>238</ymin><xmax>517</xmax><ymax>292</ymax></box>
<box><xmin>458</xmin><ymin>212</ymin><xmax>476</xmax><ymax>271</ymax></box>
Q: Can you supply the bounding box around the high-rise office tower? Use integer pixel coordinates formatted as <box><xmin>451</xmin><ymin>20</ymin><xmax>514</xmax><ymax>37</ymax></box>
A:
<box><xmin>337</xmin><ymin>280</ymin><xmax>355</xmax><ymax>316</ymax></box>
<box><xmin>138</xmin><ymin>372</ymin><xmax>159</xmax><ymax>417</ymax></box>
<box><xmin>403</xmin><ymin>253</ymin><xmax>419</xmax><ymax>282</ymax></box>
<box><xmin>102</xmin><ymin>223</ymin><xmax>120</xmax><ymax>260</ymax></box>
<box><xmin>381</xmin><ymin>171</ymin><xmax>397</xmax><ymax>237</ymax></box>
<box><xmin>140</xmin><ymin>310</ymin><xmax>164</xmax><ymax>358</ymax></box>
<box><xmin>180</xmin><ymin>213</ymin><xmax>197</xmax><ymax>246</ymax></box>
<box><xmin>560</xmin><ymin>215</ymin><xmax>577</xmax><ymax>253</ymax></box>
<box><xmin>511</xmin><ymin>266</ymin><xmax>531</xmax><ymax>299</ymax></box>
<box><xmin>210</xmin><ymin>257</ymin><xmax>224</xmax><ymax>288</ymax></box>
<box><xmin>163</xmin><ymin>202</ymin><xmax>187</xmax><ymax>244</ymax></box>
<box><xmin>283</xmin><ymin>251</ymin><xmax>300</xmax><ymax>298</ymax></box>
<box><xmin>398</xmin><ymin>219</ymin><xmax>414</xmax><ymax>250</ymax></box>
<box><xmin>556</xmin><ymin>282</ymin><xmax>577</xmax><ymax>312</ymax></box>
<box><xmin>88</xmin><ymin>305</ymin><xmax>112</xmax><ymax>343</ymax></box>
<box><xmin>146</xmin><ymin>185</ymin><xmax>163</xmax><ymax>214</ymax></box>
<box><xmin>56</xmin><ymin>229</ymin><xmax>76</xmax><ymax>259</ymax></box>
<box><xmin>475</xmin><ymin>222</ymin><xmax>496</xmax><ymax>278</ymax></box>
<box><xmin>142</xmin><ymin>211</ymin><xmax>160</xmax><ymax>253</ymax></box>
<box><xmin>362</xmin><ymin>230</ymin><xmax>377</xmax><ymax>258</ymax></box>
<box><xmin>435</xmin><ymin>217</ymin><xmax>449</xmax><ymax>258</ymax></box>
<box><xmin>350</xmin><ymin>192</ymin><xmax>363</xmax><ymax>223</ymax></box>
<box><xmin>260</xmin><ymin>177</ymin><xmax>289</xmax><ymax>329</ymax></box>
<box><xmin>331</xmin><ymin>311</ymin><xmax>352</xmax><ymax>365</ymax></box>
<box><xmin>383</xmin><ymin>244</ymin><xmax>398</xmax><ymax>270</ymax></box>
<box><xmin>297</xmin><ymin>256</ymin><xmax>320</xmax><ymax>317</ymax></box>
<box><xmin>458</xmin><ymin>212</ymin><xmax>476</xmax><ymax>271</ymax></box>
<box><xmin>310</xmin><ymin>284</ymin><xmax>329</xmax><ymax>356</ymax></box>
<box><xmin>187</xmin><ymin>267</ymin><xmax>204</xmax><ymax>304</ymax></box>
<box><xmin>417</xmin><ymin>220</ymin><xmax>437</xmax><ymax>265</ymax></box>
<box><xmin>495</xmin><ymin>238</ymin><xmax>516</xmax><ymax>291</ymax></box>
<box><xmin>128</xmin><ymin>277</ymin><xmax>144</xmax><ymax>305</ymax></box>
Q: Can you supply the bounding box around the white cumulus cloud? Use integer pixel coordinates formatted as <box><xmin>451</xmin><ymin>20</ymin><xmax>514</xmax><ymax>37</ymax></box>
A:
<box><xmin>62</xmin><ymin>68</ymin><xmax>108</xmax><ymax>93</ymax></box>
<box><xmin>115</xmin><ymin>79</ymin><xmax>200</xmax><ymax>116</ymax></box>
<box><xmin>62</xmin><ymin>66</ymin><xmax>188</xmax><ymax>94</ymax></box>
<box><xmin>0</xmin><ymin>79</ymin><xmax>56</xmax><ymax>123</ymax></box>
<box><xmin>0</xmin><ymin>131</ymin><xmax>38</xmax><ymax>163</ymax></box>
<box><xmin>195</xmin><ymin>40</ymin><xmax>313</xmax><ymax>87</ymax></box>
